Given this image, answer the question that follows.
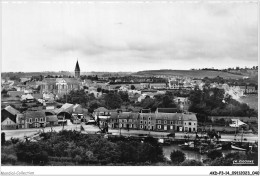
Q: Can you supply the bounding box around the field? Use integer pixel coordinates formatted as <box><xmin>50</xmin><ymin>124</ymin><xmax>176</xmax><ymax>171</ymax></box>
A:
<box><xmin>133</xmin><ymin>70</ymin><xmax>246</xmax><ymax>79</ymax></box>
<box><xmin>238</xmin><ymin>95</ymin><xmax>258</xmax><ymax>111</ymax></box>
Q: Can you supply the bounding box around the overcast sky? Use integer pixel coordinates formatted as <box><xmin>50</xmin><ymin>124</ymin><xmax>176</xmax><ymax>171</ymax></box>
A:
<box><xmin>2</xmin><ymin>2</ymin><xmax>258</xmax><ymax>72</ymax></box>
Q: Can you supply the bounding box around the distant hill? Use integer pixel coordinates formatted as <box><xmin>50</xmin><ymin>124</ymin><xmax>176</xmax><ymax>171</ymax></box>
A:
<box><xmin>133</xmin><ymin>70</ymin><xmax>250</xmax><ymax>79</ymax></box>
<box><xmin>1</xmin><ymin>71</ymin><xmax>74</xmax><ymax>79</ymax></box>
<box><xmin>1</xmin><ymin>71</ymin><xmax>133</xmax><ymax>79</ymax></box>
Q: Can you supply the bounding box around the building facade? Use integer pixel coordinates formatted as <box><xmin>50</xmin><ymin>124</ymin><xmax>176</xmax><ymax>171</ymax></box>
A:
<box><xmin>25</xmin><ymin>111</ymin><xmax>46</xmax><ymax>128</ymax></box>
<box><xmin>182</xmin><ymin>113</ymin><xmax>197</xmax><ymax>132</ymax></box>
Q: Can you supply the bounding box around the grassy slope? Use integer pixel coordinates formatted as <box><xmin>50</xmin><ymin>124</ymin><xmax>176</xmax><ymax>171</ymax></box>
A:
<box><xmin>133</xmin><ymin>70</ymin><xmax>247</xmax><ymax>79</ymax></box>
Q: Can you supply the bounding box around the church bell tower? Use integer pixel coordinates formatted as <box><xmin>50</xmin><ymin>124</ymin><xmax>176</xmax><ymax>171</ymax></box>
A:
<box><xmin>75</xmin><ymin>60</ymin><xmax>80</xmax><ymax>79</ymax></box>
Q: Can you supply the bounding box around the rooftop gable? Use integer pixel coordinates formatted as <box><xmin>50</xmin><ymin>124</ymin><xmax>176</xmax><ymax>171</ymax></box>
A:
<box><xmin>156</xmin><ymin>108</ymin><xmax>178</xmax><ymax>113</ymax></box>
<box><xmin>4</xmin><ymin>105</ymin><xmax>20</xmax><ymax>116</ymax></box>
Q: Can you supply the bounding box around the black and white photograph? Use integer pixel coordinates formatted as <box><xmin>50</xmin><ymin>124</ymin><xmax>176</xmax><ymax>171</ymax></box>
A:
<box><xmin>1</xmin><ymin>0</ymin><xmax>259</xmax><ymax>175</ymax></box>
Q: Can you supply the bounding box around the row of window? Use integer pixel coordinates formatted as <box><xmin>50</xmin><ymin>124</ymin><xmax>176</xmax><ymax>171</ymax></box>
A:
<box><xmin>156</xmin><ymin>125</ymin><xmax>174</xmax><ymax>130</ymax></box>
<box><xmin>185</xmin><ymin>127</ymin><xmax>196</xmax><ymax>132</ymax></box>
<box><xmin>114</xmin><ymin>120</ymin><xmax>195</xmax><ymax>126</ymax></box>
<box><xmin>140</xmin><ymin>120</ymin><xmax>151</xmax><ymax>125</ymax></box>
<box><xmin>116</xmin><ymin>124</ymin><xmax>191</xmax><ymax>131</ymax></box>
<box><xmin>43</xmin><ymin>84</ymin><xmax>78</xmax><ymax>89</ymax></box>
<box><xmin>184</xmin><ymin>122</ymin><xmax>196</xmax><ymax>126</ymax></box>
<box><xmin>5</xmin><ymin>120</ymin><xmax>13</xmax><ymax>125</ymax></box>
<box><xmin>119</xmin><ymin>124</ymin><xmax>137</xmax><ymax>128</ymax></box>
<box><xmin>117</xmin><ymin>119</ymin><xmax>184</xmax><ymax>124</ymax></box>
<box><xmin>27</xmin><ymin>118</ymin><xmax>45</xmax><ymax>123</ymax></box>
<box><xmin>140</xmin><ymin>117</ymin><xmax>152</xmax><ymax>120</ymax></box>
<box><xmin>156</xmin><ymin>120</ymin><xmax>182</xmax><ymax>125</ymax></box>
<box><xmin>119</xmin><ymin>119</ymin><xmax>133</xmax><ymax>123</ymax></box>
<box><xmin>140</xmin><ymin>116</ymin><xmax>182</xmax><ymax>121</ymax></box>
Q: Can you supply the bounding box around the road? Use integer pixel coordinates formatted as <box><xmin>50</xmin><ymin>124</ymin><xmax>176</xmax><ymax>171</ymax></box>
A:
<box><xmin>2</xmin><ymin>124</ymin><xmax>258</xmax><ymax>143</ymax></box>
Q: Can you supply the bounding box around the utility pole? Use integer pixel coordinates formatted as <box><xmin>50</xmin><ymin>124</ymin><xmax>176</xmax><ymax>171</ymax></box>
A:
<box><xmin>62</xmin><ymin>114</ymin><xmax>65</xmax><ymax>131</ymax></box>
<box><xmin>241</xmin><ymin>128</ymin><xmax>243</xmax><ymax>144</ymax></box>
<box><xmin>76</xmin><ymin>116</ymin><xmax>78</xmax><ymax>131</ymax></box>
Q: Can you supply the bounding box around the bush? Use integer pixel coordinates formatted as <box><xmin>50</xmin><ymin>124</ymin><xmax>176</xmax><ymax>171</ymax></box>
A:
<box><xmin>34</xmin><ymin>151</ymin><xmax>49</xmax><ymax>164</ymax></box>
<box><xmin>207</xmin><ymin>150</ymin><xmax>222</xmax><ymax>160</ymax></box>
<box><xmin>170</xmin><ymin>150</ymin><xmax>185</xmax><ymax>164</ymax></box>
<box><xmin>74</xmin><ymin>155</ymin><xmax>82</xmax><ymax>164</ymax></box>
<box><xmin>209</xmin><ymin>157</ymin><xmax>233</xmax><ymax>166</ymax></box>
<box><xmin>3</xmin><ymin>94</ymin><xmax>10</xmax><ymax>97</ymax></box>
<box><xmin>180</xmin><ymin>160</ymin><xmax>204</xmax><ymax>166</ymax></box>
<box><xmin>1</xmin><ymin>132</ymin><xmax>6</xmax><ymax>145</ymax></box>
<box><xmin>1</xmin><ymin>154</ymin><xmax>17</xmax><ymax>165</ymax></box>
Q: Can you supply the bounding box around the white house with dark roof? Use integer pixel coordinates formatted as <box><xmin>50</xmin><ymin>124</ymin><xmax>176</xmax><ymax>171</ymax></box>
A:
<box><xmin>1</xmin><ymin>117</ymin><xmax>17</xmax><ymax>130</ymax></box>
<box><xmin>182</xmin><ymin>113</ymin><xmax>197</xmax><ymax>132</ymax></box>
<box><xmin>21</xmin><ymin>94</ymin><xmax>34</xmax><ymax>102</ymax></box>
<box><xmin>93</xmin><ymin>107</ymin><xmax>111</xmax><ymax>120</ymax></box>
<box><xmin>1</xmin><ymin>106</ymin><xmax>21</xmax><ymax>129</ymax></box>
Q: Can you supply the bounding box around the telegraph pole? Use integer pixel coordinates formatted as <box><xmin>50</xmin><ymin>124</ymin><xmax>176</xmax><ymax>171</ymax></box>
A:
<box><xmin>62</xmin><ymin>114</ymin><xmax>65</xmax><ymax>131</ymax></box>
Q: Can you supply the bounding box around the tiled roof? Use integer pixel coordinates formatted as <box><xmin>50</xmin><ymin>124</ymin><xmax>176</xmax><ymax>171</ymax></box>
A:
<box><xmin>33</xmin><ymin>94</ymin><xmax>43</xmax><ymax>99</ymax></box>
<box><xmin>156</xmin><ymin>108</ymin><xmax>178</xmax><ymax>113</ymax></box>
<box><xmin>7</xmin><ymin>91</ymin><xmax>24</xmax><ymax>97</ymax></box>
<box><xmin>46</xmin><ymin>115</ymin><xmax>58</xmax><ymax>122</ymax></box>
<box><xmin>239</xmin><ymin>86</ymin><xmax>246</xmax><ymax>89</ymax></box>
<box><xmin>140</xmin><ymin>113</ymin><xmax>156</xmax><ymax>119</ymax></box>
<box><xmin>155</xmin><ymin>113</ymin><xmax>182</xmax><ymax>121</ymax></box>
<box><xmin>25</xmin><ymin>111</ymin><xmax>45</xmax><ymax>119</ymax></box>
<box><xmin>44</xmin><ymin>110</ymin><xmax>56</xmax><ymax>115</ymax></box>
<box><xmin>21</xmin><ymin>94</ymin><xmax>34</xmax><ymax>100</ymax></box>
<box><xmin>110</xmin><ymin>112</ymin><xmax>119</xmax><ymax>119</ymax></box>
<box><xmin>129</xmin><ymin>112</ymin><xmax>139</xmax><ymax>119</ymax></box>
<box><xmin>4</xmin><ymin>105</ymin><xmax>20</xmax><ymax>115</ymax></box>
<box><xmin>117</xmin><ymin>112</ymin><xmax>140</xmax><ymax>119</ymax></box>
<box><xmin>42</xmin><ymin>78</ymin><xmax>57</xmax><ymax>84</ymax></box>
<box><xmin>63</xmin><ymin>78</ymin><xmax>80</xmax><ymax>84</ymax></box>
<box><xmin>61</xmin><ymin>103</ymin><xmax>74</xmax><ymax>110</ymax></box>
<box><xmin>128</xmin><ymin>106</ymin><xmax>142</xmax><ymax>112</ymax></box>
<box><xmin>182</xmin><ymin>113</ymin><xmax>197</xmax><ymax>121</ymax></box>
<box><xmin>94</xmin><ymin>107</ymin><xmax>109</xmax><ymax>112</ymax></box>
<box><xmin>73</xmin><ymin>104</ymin><xmax>83</xmax><ymax>114</ymax></box>
<box><xmin>141</xmin><ymin>109</ymin><xmax>151</xmax><ymax>113</ymax></box>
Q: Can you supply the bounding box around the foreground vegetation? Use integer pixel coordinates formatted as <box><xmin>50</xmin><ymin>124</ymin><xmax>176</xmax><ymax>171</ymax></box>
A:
<box><xmin>1</xmin><ymin>131</ymin><xmax>258</xmax><ymax>166</ymax></box>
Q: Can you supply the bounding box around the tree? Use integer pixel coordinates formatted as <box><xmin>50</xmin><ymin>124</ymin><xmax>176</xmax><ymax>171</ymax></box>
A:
<box><xmin>60</xmin><ymin>90</ymin><xmax>92</xmax><ymax>107</ymax></box>
<box><xmin>9</xmin><ymin>75</ymin><xmax>20</xmax><ymax>81</ymax></box>
<box><xmin>141</xmin><ymin>97</ymin><xmax>155</xmax><ymax>109</ymax></box>
<box><xmin>104</xmin><ymin>93</ymin><xmax>123</xmax><ymax>109</ymax></box>
<box><xmin>118</xmin><ymin>91</ymin><xmax>129</xmax><ymax>102</ymax></box>
<box><xmin>74</xmin><ymin>155</ymin><xmax>82</xmax><ymax>164</ymax></box>
<box><xmin>97</xmin><ymin>87</ymin><xmax>102</xmax><ymax>92</ymax></box>
<box><xmin>209</xmin><ymin>157</ymin><xmax>233</xmax><ymax>166</ymax></box>
<box><xmin>1</xmin><ymin>89</ymin><xmax>8</xmax><ymax>95</ymax></box>
<box><xmin>131</xmin><ymin>85</ymin><xmax>135</xmax><ymax>90</ymax></box>
<box><xmin>207</xmin><ymin>150</ymin><xmax>222</xmax><ymax>160</ymax></box>
<box><xmin>1</xmin><ymin>132</ymin><xmax>6</xmax><ymax>145</ymax></box>
<box><xmin>89</xmin><ymin>100</ymin><xmax>102</xmax><ymax>110</ymax></box>
<box><xmin>170</xmin><ymin>150</ymin><xmax>185</xmax><ymax>164</ymax></box>
<box><xmin>162</xmin><ymin>95</ymin><xmax>176</xmax><ymax>108</ymax></box>
<box><xmin>180</xmin><ymin>160</ymin><xmax>203</xmax><ymax>166</ymax></box>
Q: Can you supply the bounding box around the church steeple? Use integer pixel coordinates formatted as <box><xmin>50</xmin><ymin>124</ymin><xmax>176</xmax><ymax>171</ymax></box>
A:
<box><xmin>75</xmin><ymin>60</ymin><xmax>80</xmax><ymax>78</ymax></box>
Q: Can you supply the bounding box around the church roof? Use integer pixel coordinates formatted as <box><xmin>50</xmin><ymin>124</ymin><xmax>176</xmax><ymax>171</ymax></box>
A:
<box><xmin>75</xmin><ymin>60</ymin><xmax>80</xmax><ymax>71</ymax></box>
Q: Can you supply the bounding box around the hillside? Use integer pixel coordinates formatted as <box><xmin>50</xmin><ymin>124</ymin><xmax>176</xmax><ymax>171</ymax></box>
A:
<box><xmin>133</xmin><ymin>70</ymin><xmax>249</xmax><ymax>79</ymax></box>
<box><xmin>1</xmin><ymin>71</ymin><xmax>133</xmax><ymax>79</ymax></box>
